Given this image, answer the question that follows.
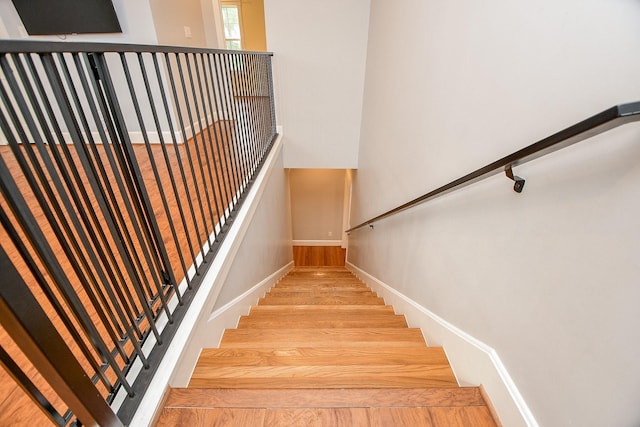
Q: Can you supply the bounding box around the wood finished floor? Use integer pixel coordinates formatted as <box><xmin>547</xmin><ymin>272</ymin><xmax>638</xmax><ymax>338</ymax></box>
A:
<box><xmin>293</xmin><ymin>245</ymin><xmax>346</xmax><ymax>266</ymax></box>
<box><xmin>0</xmin><ymin>122</ymin><xmax>242</xmax><ymax>426</ymax></box>
<box><xmin>156</xmin><ymin>267</ymin><xmax>498</xmax><ymax>426</ymax></box>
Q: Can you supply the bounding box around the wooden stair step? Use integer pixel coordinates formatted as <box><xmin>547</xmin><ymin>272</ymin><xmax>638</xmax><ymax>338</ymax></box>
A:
<box><xmin>265</xmin><ymin>290</ymin><xmax>378</xmax><ymax>298</ymax></box>
<box><xmin>164</xmin><ymin>266</ymin><xmax>500</xmax><ymax>426</ymax></box>
<box><xmin>258</xmin><ymin>295</ymin><xmax>385</xmax><ymax>305</ymax></box>
<box><xmin>220</xmin><ymin>328</ymin><xmax>426</xmax><ymax>348</ymax></box>
<box><xmin>276</xmin><ymin>278</ymin><xmax>365</xmax><ymax>285</ymax></box>
<box><xmin>157</xmin><ymin>405</ymin><xmax>496</xmax><ymax>427</ymax></box>
<box><xmin>282</xmin><ymin>275</ymin><xmax>358</xmax><ymax>280</ymax></box>
<box><xmin>249</xmin><ymin>305</ymin><xmax>396</xmax><ymax>315</ymax></box>
<box><xmin>188</xmin><ymin>364</ymin><xmax>459</xmax><ymax>388</ymax></box>
<box><xmin>270</xmin><ymin>284</ymin><xmax>370</xmax><ymax>292</ymax></box>
<box><xmin>157</xmin><ymin>406</ymin><xmax>496</xmax><ymax>427</ymax></box>
<box><xmin>269</xmin><ymin>284</ymin><xmax>374</xmax><ymax>291</ymax></box>
<box><xmin>238</xmin><ymin>313</ymin><xmax>407</xmax><ymax>328</ymax></box>
<box><xmin>195</xmin><ymin>347</ymin><xmax>450</xmax><ymax>367</ymax></box>
<box><xmin>286</xmin><ymin>268</ymin><xmax>354</xmax><ymax>274</ymax></box>
<box><xmin>164</xmin><ymin>387</ymin><xmax>486</xmax><ymax>408</ymax></box>
<box><xmin>281</xmin><ymin>276</ymin><xmax>359</xmax><ymax>283</ymax></box>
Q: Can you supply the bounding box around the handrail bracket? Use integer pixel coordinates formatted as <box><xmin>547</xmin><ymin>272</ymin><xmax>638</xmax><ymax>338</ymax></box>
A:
<box><xmin>505</xmin><ymin>165</ymin><xmax>525</xmax><ymax>193</ymax></box>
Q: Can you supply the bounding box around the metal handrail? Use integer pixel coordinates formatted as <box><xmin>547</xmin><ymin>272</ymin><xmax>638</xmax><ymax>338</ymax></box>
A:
<box><xmin>347</xmin><ymin>101</ymin><xmax>640</xmax><ymax>233</ymax></box>
<box><xmin>0</xmin><ymin>39</ymin><xmax>273</xmax><ymax>56</ymax></box>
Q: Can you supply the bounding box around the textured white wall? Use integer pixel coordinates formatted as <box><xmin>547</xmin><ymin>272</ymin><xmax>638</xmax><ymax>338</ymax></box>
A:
<box><xmin>264</xmin><ymin>0</ymin><xmax>370</xmax><ymax>168</ymax></box>
<box><xmin>349</xmin><ymin>1</ymin><xmax>640</xmax><ymax>426</ymax></box>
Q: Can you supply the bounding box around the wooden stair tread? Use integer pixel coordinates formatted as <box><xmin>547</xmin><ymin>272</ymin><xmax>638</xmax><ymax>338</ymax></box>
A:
<box><xmin>164</xmin><ymin>387</ymin><xmax>487</xmax><ymax>408</ymax></box>
<box><xmin>242</xmin><ymin>311</ymin><xmax>403</xmax><ymax>321</ymax></box>
<box><xmin>280</xmin><ymin>277</ymin><xmax>361</xmax><ymax>283</ymax></box>
<box><xmin>429</xmin><ymin>406</ymin><xmax>497</xmax><ymax>426</ymax></box>
<box><xmin>157</xmin><ymin>406</ymin><xmax>496</xmax><ymax>427</ymax></box>
<box><xmin>188</xmin><ymin>371</ymin><xmax>459</xmax><ymax>388</ymax></box>
<box><xmin>266</xmin><ymin>289</ymin><xmax>378</xmax><ymax>297</ymax></box>
<box><xmin>196</xmin><ymin>347</ymin><xmax>448</xmax><ymax>366</ymax></box>
<box><xmin>249</xmin><ymin>305</ymin><xmax>396</xmax><ymax>314</ymax></box>
<box><xmin>220</xmin><ymin>328</ymin><xmax>426</xmax><ymax>348</ymax></box>
<box><xmin>269</xmin><ymin>285</ymin><xmax>371</xmax><ymax>292</ymax></box>
<box><xmin>237</xmin><ymin>314</ymin><xmax>407</xmax><ymax>328</ymax></box>
<box><xmin>286</xmin><ymin>268</ymin><xmax>355</xmax><ymax>274</ymax></box>
<box><xmin>190</xmin><ymin>361</ymin><xmax>457</xmax><ymax>388</ymax></box>
<box><xmin>276</xmin><ymin>279</ymin><xmax>366</xmax><ymax>285</ymax></box>
<box><xmin>258</xmin><ymin>296</ymin><xmax>385</xmax><ymax>305</ymax></box>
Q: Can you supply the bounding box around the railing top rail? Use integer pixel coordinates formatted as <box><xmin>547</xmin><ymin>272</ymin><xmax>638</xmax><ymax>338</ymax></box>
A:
<box><xmin>347</xmin><ymin>101</ymin><xmax>640</xmax><ymax>233</ymax></box>
<box><xmin>0</xmin><ymin>39</ymin><xmax>273</xmax><ymax>56</ymax></box>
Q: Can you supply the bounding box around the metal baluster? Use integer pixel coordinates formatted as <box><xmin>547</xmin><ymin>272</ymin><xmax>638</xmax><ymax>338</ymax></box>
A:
<box><xmin>51</xmin><ymin>52</ymin><xmax>152</xmax><ymax>356</ymax></box>
<box><xmin>185</xmin><ymin>53</ymin><xmax>224</xmax><ymax>227</ymax></box>
<box><xmin>220</xmin><ymin>54</ymin><xmax>252</xmax><ymax>189</ymax></box>
<box><xmin>164</xmin><ymin>52</ymin><xmax>212</xmax><ymax>261</ymax></box>
<box><xmin>209</xmin><ymin>53</ymin><xmax>247</xmax><ymax>195</ymax></box>
<box><xmin>91</xmin><ymin>52</ymin><xmax>167</xmax><ymax>343</ymax></box>
<box><xmin>0</xmin><ymin>245</ymin><xmax>124</xmax><ymax>427</ymax></box>
<box><xmin>150</xmin><ymin>52</ymin><xmax>196</xmax><ymax>289</ymax></box>
<box><xmin>176</xmin><ymin>53</ymin><xmax>219</xmax><ymax>244</ymax></box>
<box><xmin>118</xmin><ymin>51</ymin><xmax>177</xmax><ymax>320</ymax></box>
<box><xmin>198</xmin><ymin>53</ymin><xmax>236</xmax><ymax>215</ymax></box>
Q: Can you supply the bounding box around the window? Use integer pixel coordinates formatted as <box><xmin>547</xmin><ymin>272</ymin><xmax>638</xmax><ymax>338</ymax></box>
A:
<box><xmin>221</xmin><ymin>3</ymin><xmax>243</xmax><ymax>50</ymax></box>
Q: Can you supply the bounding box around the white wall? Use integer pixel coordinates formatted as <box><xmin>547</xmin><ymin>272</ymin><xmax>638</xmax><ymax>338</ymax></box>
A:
<box><xmin>212</xmin><ymin>153</ymin><xmax>293</xmax><ymax>309</ymax></box>
<box><xmin>349</xmin><ymin>1</ymin><xmax>640</xmax><ymax>426</ymax></box>
<box><xmin>0</xmin><ymin>0</ymin><xmax>158</xmax><ymax>43</ymax></box>
<box><xmin>201</xmin><ymin>0</ymin><xmax>225</xmax><ymax>48</ymax></box>
<box><xmin>149</xmin><ymin>0</ymin><xmax>208</xmax><ymax>48</ymax></box>
<box><xmin>264</xmin><ymin>0</ymin><xmax>370</xmax><ymax>168</ymax></box>
<box><xmin>289</xmin><ymin>169</ymin><xmax>345</xmax><ymax>242</ymax></box>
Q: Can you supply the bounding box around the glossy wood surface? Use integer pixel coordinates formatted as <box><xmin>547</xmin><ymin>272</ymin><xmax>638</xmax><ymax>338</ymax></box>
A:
<box><xmin>156</xmin><ymin>267</ymin><xmax>498</xmax><ymax>426</ymax></box>
<box><xmin>293</xmin><ymin>246</ymin><xmax>346</xmax><ymax>266</ymax></box>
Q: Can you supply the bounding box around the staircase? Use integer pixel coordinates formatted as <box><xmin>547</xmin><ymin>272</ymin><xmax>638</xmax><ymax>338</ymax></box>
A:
<box><xmin>155</xmin><ymin>267</ymin><xmax>499</xmax><ymax>426</ymax></box>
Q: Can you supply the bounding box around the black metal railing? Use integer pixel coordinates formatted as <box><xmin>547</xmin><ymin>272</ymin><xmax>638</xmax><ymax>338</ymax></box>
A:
<box><xmin>0</xmin><ymin>40</ymin><xmax>276</xmax><ymax>426</ymax></box>
<box><xmin>347</xmin><ymin>101</ymin><xmax>640</xmax><ymax>233</ymax></box>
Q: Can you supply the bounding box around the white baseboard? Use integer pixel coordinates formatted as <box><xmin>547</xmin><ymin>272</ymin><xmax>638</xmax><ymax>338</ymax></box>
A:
<box><xmin>205</xmin><ymin>261</ymin><xmax>294</xmax><ymax>346</ymax></box>
<box><xmin>346</xmin><ymin>262</ymin><xmax>538</xmax><ymax>427</ymax></box>
<box><xmin>292</xmin><ymin>240</ymin><xmax>343</xmax><ymax>246</ymax></box>
<box><xmin>166</xmin><ymin>260</ymin><xmax>293</xmax><ymax>389</ymax></box>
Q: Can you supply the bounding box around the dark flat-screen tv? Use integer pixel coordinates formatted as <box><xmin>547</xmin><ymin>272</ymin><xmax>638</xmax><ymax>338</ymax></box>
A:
<box><xmin>11</xmin><ymin>0</ymin><xmax>122</xmax><ymax>35</ymax></box>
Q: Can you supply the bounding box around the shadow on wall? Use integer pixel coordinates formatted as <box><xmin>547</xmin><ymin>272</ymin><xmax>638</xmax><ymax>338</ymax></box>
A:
<box><xmin>288</xmin><ymin>169</ymin><xmax>351</xmax><ymax>246</ymax></box>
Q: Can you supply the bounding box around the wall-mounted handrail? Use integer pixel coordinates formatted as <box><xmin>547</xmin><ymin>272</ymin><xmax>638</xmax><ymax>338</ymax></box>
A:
<box><xmin>347</xmin><ymin>101</ymin><xmax>640</xmax><ymax>233</ymax></box>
